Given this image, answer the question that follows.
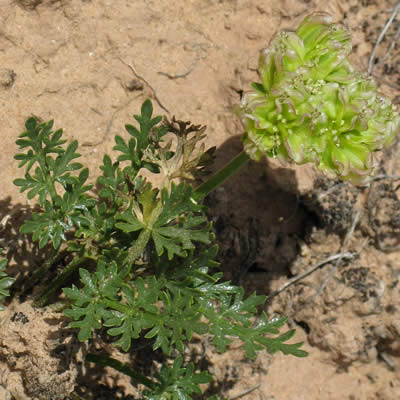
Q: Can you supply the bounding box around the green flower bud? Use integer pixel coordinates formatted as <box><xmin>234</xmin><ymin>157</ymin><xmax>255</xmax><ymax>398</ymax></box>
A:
<box><xmin>237</xmin><ymin>13</ymin><xmax>400</xmax><ymax>184</ymax></box>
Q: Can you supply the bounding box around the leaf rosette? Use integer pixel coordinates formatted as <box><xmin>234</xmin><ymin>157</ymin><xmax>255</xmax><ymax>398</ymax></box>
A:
<box><xmin>237</xmin><ymin>13</ymin><xmax>400</xmax><ymax>184</ymax></box>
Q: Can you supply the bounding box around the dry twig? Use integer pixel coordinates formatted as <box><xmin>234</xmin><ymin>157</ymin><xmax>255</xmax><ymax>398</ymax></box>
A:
<box><xmin>265</xmin><ymin>251</ymin><xmax>356</xmax><ymax>303</ymax></box>
<box><xmin>312</xmin><ymin>208</ymin><xmax>361</xmax><ymax>298</ymax></box>
<box><xmin>379</xmin><ymin>352</ymin><xmax>396</xmax><ymax>371</ymax></box>
<box><xmin>368</xmin><ymin>1</ymin><xmax>400</xmax><ymax>75</ymax></box>
<box><xmin>158</xmin><ymin>56</ymin><xmax>200</xmax><ymax>80</ymax></box>
<box><xmin>372</xmin><ymin>173</ymin><xmax>400</xmax><ymax>181</ymax></box>
<box><xmin>229</xmin><ymin>384</ymin><xmax>261</xmax><ymax>400</ymax></box>
<box><xmin>375</xmin><ymin>22</ymin><xmax>400</xmax><ymax>69</ymax></box>
<box><xmin>118</xmin><ymin>57</ymin><xmax>170</xmax><ymax>114</ymax></box>
<box><xmin>82</xmin><ymin>94</ymin><xmax>141</xmax><ymax>147</ymax></box>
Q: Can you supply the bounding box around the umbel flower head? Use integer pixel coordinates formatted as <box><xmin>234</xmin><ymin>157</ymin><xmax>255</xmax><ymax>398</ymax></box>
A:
<box><xmin>237</xmin><ymin>13</ymin><xmax>400</xmax><ymax>184</ymax></box>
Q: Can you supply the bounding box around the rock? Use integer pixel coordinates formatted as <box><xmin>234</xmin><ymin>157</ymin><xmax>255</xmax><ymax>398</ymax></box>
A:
<box><xmin>0</xmin><ymin>300</ymin><xmax>78</xmax><ymax>400</ymax></box>
<box><xmin>0</xmin><ymin>386</ymin><xmax>12</xmax><ymax>400</ymax></box>
<box><xmin>0</xmin><ymin>69</ymin><xmax>16</xmax><ymax>89</ymax></box>
<box><xmin>17</xmin><ymin>0</ymin><xmax>61</xmax><ymax>10</ymax></box>
<box><xmin>17</xmin><ymin>0</ymin><xmax>42</xmax><ymax>9</ymax></box>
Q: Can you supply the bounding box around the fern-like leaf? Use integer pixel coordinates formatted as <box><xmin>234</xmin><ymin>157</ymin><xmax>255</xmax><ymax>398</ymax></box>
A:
<box><xmin>203</xmin><ymin>290</ymin><xmax>308</xmax><ymax>358</ymax></box>
<box><xmin>63</xmin><ymin>260</ymin><xmax>122</xmax><ymax>341</ymax></box>
<box><xmin>14</xmin><ymin>118</ymin><xmax>82</xmax><ymax>206</ymax></box>
<box><xmin>15</xmin><ymin>119</ymin><xmax>95</xmax><ymax>249</ymax></box>
<box><xmin>114</xmin><ymin>99</ymin><xmax>168</xmax><ymax>176</ymax></box>
<box><xmin>14</xmin><ymin>118</ymin><xmax>66</xmax><ymax>172</ymax></box>
<box><xmin>103</xmin><ymin>277</ymin><xmax>163</xmax><ymax>352</ymax></box>
<box><xmin>116</xmin><ymin>182</ymin><xmax>213</xmax><ymax>260</ymax></box>
<box><xmin>19</xmin><ymin>169</ymin><xmax>95</xmax><ymax>249</ymax></box>
<box><xmin>0</xmin><ymin>251</ymin><xmax>14</xmax><ymax>311</ymax></box>
<box><xmin>143</xmin><ymin>357</ymin><xmax>212</xmax><ymax>400</ymax></box>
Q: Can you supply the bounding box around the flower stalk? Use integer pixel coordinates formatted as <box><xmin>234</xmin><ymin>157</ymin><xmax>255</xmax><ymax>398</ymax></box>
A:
<box><xmin>193</xmin><ymin>151</ymin><xmax>250</xmax><ymax>200</ymax></box>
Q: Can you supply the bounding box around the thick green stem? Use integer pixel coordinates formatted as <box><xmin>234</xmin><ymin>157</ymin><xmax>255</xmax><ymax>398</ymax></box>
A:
<box><xmin>34</xmin><ymin>255</ymin><xmax>89</xmax><ymax>307</ymax></box>
<box><xmin>86</xmin><ymin>354</ymin><xmax>157</xmax><ymax>390</ymax></box>
<box><xmin>22</xmin><ymin>247</ymin><xmax>59</xmax><ymax>296</ymax></box>
<box><xmin>124</xmin><ymin>201</ymin><xmax>162</xmax><ymax>276</ymax></box>
<box><xmin>126</xmin><ymin>228</ymin><xmax>152</xmax><ymax>268</ymax></box>
<box><xmin>193</xmin><ymin>151</ymin><xmax>250</xmax><ymax>201</ymax></box>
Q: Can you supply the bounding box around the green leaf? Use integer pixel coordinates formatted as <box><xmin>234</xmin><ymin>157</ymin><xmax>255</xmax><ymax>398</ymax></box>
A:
<box><xmin>0</xmin><ymin>252</ymin><xmax>14</xmax><ymax>311</ymax></box>
<box><xmin>145</xmin><ymin>288</ymin><xmax>208</xmax><ymax>354</ymax></box>
<box><xmin>102</xmin><ymin>275</ymin><xmax>207</xmax><ymax>354</ymax></box>
<box><xmin>14</xmin><ymin>119</ymin><xmax>96</xmax><ymax>250</ymax></box>
<box><xmin>202</xmin><ymin>289</ymin><xmax>308</xmax><ymax>358</ymax></box>
<box><xmin>143</xmin><ymin>357</ymin><xmax>212</xmax><ymax>400</ymax></box>
<box><xmin>254</xmin><ymin>315</ymin><xmax>308</xmax><ymax>357</ymax></box>
<box><xmin>158</xmin><ymin>246</ymin><xmax>307</xmax><ymax>359</ymax></box>
<box><xmin>14</xmin><ymin>119</ymin><xmax>80</xmax><ymax>206</ymax></box>
<box><xmin>104</xmin><ymin>277</ymin><xmax>163</xmax><ymax>351</ymax></box>
<box><xmin>251</xmin><ymin>82</ymin><xmax>267</xmax><ymax>94</ymax></box>
<box><xmin>115</xmin><ymin>99</ymin><xmax>168</xmax><ymax>177</ymax></box>
<box><xmin>63</xmin><ymin>261</ymin><xmax>123</xmax><ymax>341</ymax></box>
<box><xmin>161</xmin><ymin>244</ymin><xmax>220</xmax><ymax>278</ymax></box>
<box><xmin>20</xmin><ymin>202</ymin><xmax>66</xmax><ymax>249</ymax></box>
<box><xmin>115</xmin><ymin>183</ymin><xmax>157</xmax><ymax>234</ymax></box>
<box><xmin>115</xmin><ymin>211</ymin><xmax>145</xmax><ymax>234</ymax></box>
<box><xmin>97</xmin><ymin>154</ymin><xmax>140</xmax><ymax>210</ymax></box>
<box><xmin>19</xmin><ymin>168</ymin><xmax>95</xmax><ymax>250</ymax></box>
<box><xmin>15</xmin><ymin>118</ymin><xmax>66</xmax><ymax>172</ymax></box>
<box><xmin>113</xmin><ymin>135</ymin><xmax>141</xmax><ymax>171</ymax></box>
<box><xmin>53</xmin><ymin>140</ymin><xmax>82</xmax><ymax>182</ymax></box>
<box><xmin>87</xmin><ymin>354</ymin><xmax>215</xmax><ymax>400</ymax></box>
<box><xmin>116</xmin><ymin>182</ymin><xmax>213</xmax><ymax>260</ymax></box>
<box><xmin>152</xmin><ymin>183</ymin><xmax>212</xmax><ymax>259</ymax></box>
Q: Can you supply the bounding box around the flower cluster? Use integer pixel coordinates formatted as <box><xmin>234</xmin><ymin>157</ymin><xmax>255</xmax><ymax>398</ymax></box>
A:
<box><xmin>237</xmin><ymin>13</ymin><xmax>400</xmax><ymax>184</ymax></box>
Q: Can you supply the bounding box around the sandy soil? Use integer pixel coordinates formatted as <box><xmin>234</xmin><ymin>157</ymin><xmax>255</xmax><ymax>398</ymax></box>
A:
<box><xmin>0</xmin><ymin>0</ymin><xmax>399</xmax><ymax>399</ymax></box>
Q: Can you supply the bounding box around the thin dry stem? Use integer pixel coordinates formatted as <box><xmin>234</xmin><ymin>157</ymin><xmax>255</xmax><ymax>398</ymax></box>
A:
<box><xmin>368</xmin><ymin>2</ymin><xmax>400</xmax><ymax>75</ymax></box>
<box><xmin>229</xmin><ymin>384</ymin><xmax>261</xmax><ymax>400</ymax></box>
<box><xmin>312</xmin><ymin>208</ymin><xmax>361</xmax><ymax>298</ymax></box>
<box><xmin>118</xmin><ymin>57</ymin><xmax>170</xmax><ymax>114</ymax></box>
<box><xmin>265</xmin><ymin>251</ymin><xmax>356</xmax><ymax>303</ymax></box>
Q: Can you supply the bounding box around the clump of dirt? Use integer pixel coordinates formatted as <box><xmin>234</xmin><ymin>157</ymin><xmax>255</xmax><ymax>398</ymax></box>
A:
<box><xmin>0</xmin><ymin>301</ymin><xmax>79</xmax><ymax>400</ymax></box>
<box><xmin>302</xmin><ymin>179</ymin><xmax>361</xmax><ymax>234</ymax></box>
<box><xmin>365</xmin><ymin>179</ymin><xmax>400</xmax><ymax>252</ymax></box>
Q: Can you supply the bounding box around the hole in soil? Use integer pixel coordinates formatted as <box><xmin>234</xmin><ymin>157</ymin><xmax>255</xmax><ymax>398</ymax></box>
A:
<box><xmin>294</xmin><ymin>320</ymin><xmax>311</xmax><ymax>335</ymax></box>
<box><xmin>247</xmin><ymin>262</ymin><xmax>266</xmax><ymax>273</ymax></box>
<box><xmin>204</xmin><ymin>136</ymin><xmax>324</xmax><ymax>296</ymax></box>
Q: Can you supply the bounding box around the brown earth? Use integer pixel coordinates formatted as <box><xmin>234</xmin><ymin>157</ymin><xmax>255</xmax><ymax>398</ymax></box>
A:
<box><xmin>0</xmin><ymin>0</ymin><xmax>399</xmax><ymax>399</ymax></box>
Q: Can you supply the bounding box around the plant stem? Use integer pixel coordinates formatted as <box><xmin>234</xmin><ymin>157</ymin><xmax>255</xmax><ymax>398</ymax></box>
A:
<box><xmin>124</xmin><ymin>201</ymin><xmax>162</xmax><ymax>276</ymax></box>
<box><xmin>125</xmin><ymin>228</ymin><xmax>152</xmax><ymax>273</ymax></box>
<box><xmin>22</xmin><ymin>247</ymin><xmax>59</xmax><ymax>296</ymax></box>
<box><xmin>86</xmin><ymin>353</ymin><xmax>158</xmax><ymax>390</ymax></box>
<box><xmin>34</xmin><ymin>255</ymin><xmax>88</xmax><ymax>307</ymax></box>
<box><xmin>193</xmin><ymin>150</ymin><xmax>250</xmax><ymax>201</ymax></box>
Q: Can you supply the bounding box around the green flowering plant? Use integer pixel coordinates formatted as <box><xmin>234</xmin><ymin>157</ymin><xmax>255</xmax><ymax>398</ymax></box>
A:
<box><xmin>11</xmin><ymin>100</ymin><xmax>306</xmax><ymax>399</ymax></box>
<box><xmin>236</xmin><ymin>13</ymin><xmax>400</xmax><ymax>184</ymax></box>
<box><xmin>5</xmin><ymin>12</ymin><xmax>400</xmax><ymax>399</ymax></box>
